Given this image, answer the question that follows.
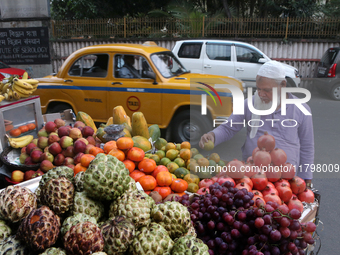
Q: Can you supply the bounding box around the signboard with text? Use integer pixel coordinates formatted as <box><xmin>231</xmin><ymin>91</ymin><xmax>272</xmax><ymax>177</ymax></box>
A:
<box><xmin>0</xmin><ymin>0</ymin><xmax>49</xmax><ymax>19</ymax></box>
<box><xmin>0</xmin><ymin>27</ymin><xmax>50</xmax><ymax>65</ymax></box>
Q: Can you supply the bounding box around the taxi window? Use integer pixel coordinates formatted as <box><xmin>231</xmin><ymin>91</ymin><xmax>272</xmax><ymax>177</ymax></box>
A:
<box><xmin>68</xmin><ymin>54</ymin><xmax>108</xmax><ymax>77</ymax></box>
<box><xmin>114</xmin><ymin>54</ymin><xmax>153</xmax><ymax>79</ymax></box>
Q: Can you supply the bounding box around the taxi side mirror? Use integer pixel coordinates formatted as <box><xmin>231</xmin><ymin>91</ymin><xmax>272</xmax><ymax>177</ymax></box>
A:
<box><xmin>143</xmin><ymin>71</ymin><xmax>158</xmax><ymax>85</ymax></box>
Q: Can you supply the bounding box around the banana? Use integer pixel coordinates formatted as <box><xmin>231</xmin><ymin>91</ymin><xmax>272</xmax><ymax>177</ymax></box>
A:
<box><xmin>13</xmin><ymin>90</ymin><xmax>30</xmax><ymax>98</ymax></box>
<box><xmin>21</xmin><ymin>79</ymin><xmax>39</xmax><ymax>85</ymax></box>
<box><xmin>12</xmin><ymin>84</ymin><xmax>33</xmax><ymax>95</ymax></box>
<box><xmin>2</xmin><ymin>83</ymin><xmax>10</xmax><ymax>94</ymax></box>
<box><xmin>6</xmin><ymin>134</ymin><xmax>34</xmax><ymax>148</ymax></box>
<box><xmin>22</xmin><ymin>72</ymin><xmax>28</xmax><ymax>80</ymax></box>
<box><xmin>3</xmin><ymin>93</ymin><xmax>8</xmax><ymax>100</ymax></box>
<box><xmin>12</xmin><ymin>90</ymin><xmax>21</xmax><ymax>100</ymax></box>
<box><xmin>0</xmin><ymin>95</ymin><xmax>5</xmax><ymax>102</ymax></box>
<box><xmin>6</xmin><ymin>88</ymin><xmax>13</xmax><ymax>101</ymax></box>
<box><xmin>13</xmin><ymin>78</ymin><xmax>34</xmax><ymax>89</ymax></box>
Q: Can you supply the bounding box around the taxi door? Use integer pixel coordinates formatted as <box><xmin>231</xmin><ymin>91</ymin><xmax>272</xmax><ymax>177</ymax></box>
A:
<box><xmin>108</xmin><ymin>54</ymin><xmax>162</xmax><ymax>125</ymax></box>
<box><xmin>63</xmin><ymin>53</ymin><xmax>110</xmax><ymax>120</ymax></box>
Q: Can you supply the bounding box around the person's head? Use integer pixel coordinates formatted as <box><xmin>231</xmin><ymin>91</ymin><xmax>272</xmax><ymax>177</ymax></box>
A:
<box><xmin>124</xmin><ymin>55</ymin><xmax>135</xmax><ymax>65</ymax></box>
<box><xmin>255</xmin><ymin>61</ymin><xmax>286</xmax><ymax>107</ymax></box>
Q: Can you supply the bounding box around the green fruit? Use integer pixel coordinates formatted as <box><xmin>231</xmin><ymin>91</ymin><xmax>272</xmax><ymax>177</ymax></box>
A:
<box><xmin>39</xmin><ymin>247</ymin><xmax>67</xmax><ymax>255</ymax></box>
<box><xmin>173</xmin><ymin>167</ymin><xmax>190</xmax><ymax>179</ymax></box>
<box><xmin>155</xmin><ymin>138</ymin><xmax>167</xmax><ymax>150</ymax></box>
<box><xmin>39</xmin><ymin>166</ymin><xmax>74</xmax><ymax>189</ymax></box>
<box><xmin>218</xmin><ymin>160</ymin><xmax>226</xmax><ymax>167</ymax></box>
<box><xmin>190</xmin><ymin>148</ymin><xmax>199</xmax><ymax>157</ymax></box>
<box><xmin>0</xmin><ymin>220</ymin><xmax>11</xmax><ymax>243</ymax></box>
<box><xmin>193</xmin><ymin>154</ymin><xmax>204</xmax><ymax>161</ymax></box>
<box><xmin>186</xmin><ymin>183</ymin><xmax>199</xmax><ymax>193</ymax></box>
<box><xmin>174</xmin><ymin>158</ymin><xmax>186</xmax><ymax>167</ymax></box>
<box><xmin>132</xmin><ymin>136</ymin><xmax>152</xmax><ymax>152</ymax></box>
<box><xmin>155</xmin><ymin>150</ymin><xmax>165</xmax><ymax>159</ymax></box>
<box><xmin>209</xmin><ymin>159</ymin><xmax>217</xmax><ymax>167</ymax></box>
<box><xmin>171</xmin><ymin>235</ymin><xmax>209</xmax><ymax>254</ymax></box>
<box><xmin>61</xmin><ymin>213</ymin><xmax>97</xmax><ymax>237</ymax></box>
<box><xmin>209</xmin><ymin>152</ymin><xmax>220</xmax><ymax>163</ymax></box>
<box><xmin>148</xmin><ymin>124</ymin><xmax>161</xmax><ymax>143</ymax></box>
<box><xmin>203</xmin><ymin>140</ymin><xmax>214</xmax><ymax>151</ymax></box>
<box><xmin>160</xmin><ymin>157</ymin><xmax>171</xmax><ymax>166</ymax></box>
<box><xmin>70</xmin><ymin>191</ymin><xmax>105</xmax><ymax>221</ymax></box>
<box><xmin>83</xmin><ymin>153</ymin><xmax>132</xmax><ymax>200</ymax></box>
<box><xmin>166</xmin><ymin>149</ymin><xmax>178</xmax><ymax>161</ymax></box>
<box><xmin>149</xmin><ymin>154</ymin><xmax>160</xmax><ymax>164</ymax></box>
<box><xmin>167</xmin><ymin>162</ymin><xmax>179</xmax><ymax>173</ymax></box>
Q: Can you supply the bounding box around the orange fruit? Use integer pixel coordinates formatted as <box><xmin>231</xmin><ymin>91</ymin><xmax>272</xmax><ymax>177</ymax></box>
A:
<box><xmin>154</xmin><ymin>186</ymin><xmax>172</xmax><ymax>199</ymax></box>
<box><xmin>152</xmin><ymin>165</ymin><xmax>169</xmax><ymax>178</ymax></box>
<box><xmin>123</xmin><ymin>159</ymin><xmax>135</xmax><ymax>173</ymax></box>
<box><xmin>27</xmin><ymin>123</ymin><xmax>36</xmax><ymax>130</ymax></box>
<box><xmin>9</xmin><ymin>128</ymin><xmax>21</xmax><ymax>137</ymax></box>
<box><xmin>181</xmin><ymin>141</ymin><xmax>191</xmax><ymax>149</ymax></box>
<box><xmin>138</xmin><ymin>175</ymin><xmax>157</xmax><ymax>191</ymax></box>
<box><xmin>127</xmin><ymin>147</ymin><xmax>145</xmax><ymax>162</ymax></box>
<box><xmin>89</xmin><ymin>147</ymin><xmax>104</xmax><ymax>156</ymax></box>
<box><xmin>116</xmin><ymin>137</ymin><xmax>134</xmax><ymax>151</ymax></box>
<box><xmin>74</xmin><ymin>163</ymin><xmax>87</xmax><ymax>176</ymax></box>
<box><xmin>129</xmin><ymin>170</ymin><xmax>145</xmax><ymax>182</ymax></box>
<box><xmin>171</xmin><ymin>179</ymin><xmax>188</xmax><ymax>193</ymax></box>
<box><xmin>103</xmin><ymin>141</ymin><xmax>117</xmax><ymax>154</ymax></box>
<box><xmin>18</xmin><ymin>125</ymin><xmax>29</xmax><ymax>133</ymax></box>
<box><xmin>108</xmin><ymin>148</ymin><xmax>125</xmax><ymax>161</ymax></box>
<box><xmin>138</xmin><ymin>158</ymin><xmax>156</xmax><ymax>173</ymax></box>
<box><xmin>80</xmin><ymin>154</ymin><xmax>95</xmax><ymax>167</ymax></box>
<box><xmin>179</xmin><ymin>149</ymin><xmax>191</xmax><ymax>161</ymax></box>
<box><xmin>156</xmin><ymin>171</ymin><xmax>173</xmax><ymax>187</ymax></box>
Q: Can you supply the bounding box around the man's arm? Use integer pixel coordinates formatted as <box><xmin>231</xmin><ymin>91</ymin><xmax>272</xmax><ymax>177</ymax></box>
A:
<box><xmin>297</xmin><ymin>110</ymin><xmax>315</xmax><ymax>182</ymax></box>
<box><xmin>119</xmin><ymin>67</ymin><xmax>133</xmax><ymax>78</ymax></box>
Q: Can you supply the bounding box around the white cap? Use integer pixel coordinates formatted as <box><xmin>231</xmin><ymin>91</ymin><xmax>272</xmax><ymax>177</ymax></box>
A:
<box><xmin>257</xmin><ymin>60</ymin><xmax>285</xmax><ymax>80</ymax></box>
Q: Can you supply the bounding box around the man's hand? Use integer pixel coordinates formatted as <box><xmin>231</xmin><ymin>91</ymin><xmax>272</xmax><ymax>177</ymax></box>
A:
<box><xmin>305</xmin><ymin>179</ymin><xmax>312</xmax><ymax>189</ymax></box>
<box><xmin>199</xmin><ymin>132</ymin><xmax>215</xmax><ymax>149</ymax></box>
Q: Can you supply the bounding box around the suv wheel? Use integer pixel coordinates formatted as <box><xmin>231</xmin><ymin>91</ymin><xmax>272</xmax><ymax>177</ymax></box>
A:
<box><xmin>171</xmin><ymin>110</ymin><xmax>212</xmax><ymax>147</ymax></box>
<box><xmin>330</xmin><ymin>84</ymin><xmax>340</xmax><ymax>100</ymax></box>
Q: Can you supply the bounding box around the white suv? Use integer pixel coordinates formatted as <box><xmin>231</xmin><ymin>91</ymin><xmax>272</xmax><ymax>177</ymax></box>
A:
<box><xmin>172</xmin><ymin>40</ymin><xmax>301</xmax><ymax>89</ymax></box>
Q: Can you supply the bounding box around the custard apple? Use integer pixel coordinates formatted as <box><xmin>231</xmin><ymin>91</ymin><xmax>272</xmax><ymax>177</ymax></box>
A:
<box><xmin>74</xmin><ymin>171</ymin><xmax>85</xmax><ymax>192</ymax></box>
<box><xmin>35</xmin><ymin>186</ymin><xmax>42</xmax><ymax>205</ymax></box>
<box><xmin>0</xmin><ymin>220</ymin><xmax>11</xmax><ymax>243</ymax></box>
<box><xmin>63</xmin><ymin>222</ymin><xmax>104</xmax><ymax>255</ymax></box>
<box><xmin>100</xmin><ymin>216</ymin><xmax>135</xmax><ymax>255</ymax></box>
<box><xmin>184</xmin><ymin>224</ymin><xmax>197</xmax><ymax>238</ymax></box>
<box><xmin>40</xmin><ymin>177</ymin><xmax>75</xmax><ymax>215</ymax></box>
<box><xmin>16</xmin><ymin>206</ymin><xmax>60</xmax><ymax>252</ymax></box>
<box><xmin>61</xmin><ymin>213</ymin><xmax>97</xmax><ymax>236</ymax></box>
<box><xmin>70</xmin><ymin>191</ymin><xmax>105</xmax><ymax>221</ymax></box>
<box><xmin>0</xmin><ymin>235</ymin><xmax>29</xmax><ymax>255</ymax></box>
<box><xmin>125</xmin><ymin>176</ymin><xmax>137</xmax><ymax>193</ymax></box>
<box><xmin>39</xmin><ymin>166</ymin><xmax>74</xmax><ymax>188</ymax></box>
<box><xmin>171</xmin><ymin>235</ymin><xmax>209</xmax><ymax>255</ymax></box>
<box><xmin>109</xmin><ymin>190</ymin><xmax>155</xmax><ymax>228</ymax></box>
<box><xmin>129</xmin><ymin>222</ymin><xmax>174</xmax><ymax>255</ymax></box>
<box><xmin>151</xmin><ymin>201</ymin><xmax>191</xmax><ymax>239</ymax></box>
<box><xmin>83</xmin><ymin>153</ymin><xmax>132</xmax><ymax>200</ymax></box>
<box><xmin>39</xmin><ymin>247</ymin><xmax>67</xmax><ymax>255</ymax></box>
<box><xmin>0</xmin><ymin>186</ymin><xmax>37</xmax><ymax>223</ymax></box>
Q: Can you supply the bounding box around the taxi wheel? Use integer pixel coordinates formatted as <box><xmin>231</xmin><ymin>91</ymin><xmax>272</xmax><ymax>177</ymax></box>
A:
<box><xmin>171</xmin><ymin>110</ymin><xmax>212</xmax><ymax>147</ymax></box>
<box><xmin>47</xmin><ymin>103</ymin><xmax>73</xmax><ymax>113</ymax></box>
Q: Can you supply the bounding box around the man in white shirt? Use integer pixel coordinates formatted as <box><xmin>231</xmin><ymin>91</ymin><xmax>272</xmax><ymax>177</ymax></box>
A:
<box><xmin>119</xmin><ymin>55</ymin><xmax>141</xmax><ymax>78</ymax></box>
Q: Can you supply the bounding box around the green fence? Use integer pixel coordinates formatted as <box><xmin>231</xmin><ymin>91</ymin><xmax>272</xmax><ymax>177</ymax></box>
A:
<box><xmin>51</xmin><ymin>17</ymin><xmax>340</xmax><ymax>39</ymax></box>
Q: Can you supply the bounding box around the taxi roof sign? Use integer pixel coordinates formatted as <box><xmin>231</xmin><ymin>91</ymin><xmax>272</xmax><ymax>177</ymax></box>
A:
<box><xmin>143</xmin><ymin>41</ymin><xmax>158</xmax><ymax>46</ymax></box>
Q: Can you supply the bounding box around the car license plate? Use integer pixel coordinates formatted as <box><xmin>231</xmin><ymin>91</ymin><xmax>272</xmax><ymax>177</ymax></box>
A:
<box><xmin>318</xmin><ymin>68</ymin><xmax>326</xmax><ymax>75</ymax></box>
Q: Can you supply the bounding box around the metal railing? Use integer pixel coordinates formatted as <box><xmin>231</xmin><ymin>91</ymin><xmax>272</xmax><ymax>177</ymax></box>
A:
<box><xmin>51</xmin><ymin>17</ymin><xmax>340</xmax><ymax>39</ymax></box>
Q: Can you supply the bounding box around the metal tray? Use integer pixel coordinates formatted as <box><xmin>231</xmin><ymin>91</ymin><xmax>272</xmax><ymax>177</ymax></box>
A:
<box><xmin>0</xmin><ymin>176</ymin><xmax>41</xmax><ymax>193</ymax></box>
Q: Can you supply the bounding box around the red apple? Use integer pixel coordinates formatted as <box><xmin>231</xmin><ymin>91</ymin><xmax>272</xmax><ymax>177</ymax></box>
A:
<box><xmin>62</xmin><ymin>146</ymin><xmax>75</xmax><ymax>158</ymax></box>
<box><xmin>19</xmin><ymin>153</ymin><xmax>29</xmax><ymax>164</ymax></box>
<box><xmin>32</xmin><ymin>170</ymin><xmax>44</xmax><ymax>178</ymax></box>
<box><xmin>21</xmin><ymin>147</ymin><xmax>27</xmax><ymax>154</ymax></box>
<box><xmin>24</xmin><ymin>170</ymin><xmax>36</xmax><ymax>181</ymax></box>
<box><xmin>31</xmin><ymin>150</ymin><xmax>43</xmax><ymax>163</ymax></box>
<box><xmin>40</xmin><ymin>152</ymin><xmax>54</xmax><ymax>163</ymax></box>
<box><xmin>40</xmin><ymin>160</ymin><xmax>54</xmax><ymax>173</ymax></box>
<box><xmin>26</xmin><ymin>143</ymin><xmax>37</xmax><ymax>155</ymax></box>
<box><xmin>45</xmin><ymin>121</ymin><xmax>57</xmax><ymax>133</ymax></box>
<box><xmin>86</xmin><ymin>136</ymin><xmax>96</xmax><ymax>145</ymax></box>
<box><xmin>24</xmin><ymin>157</ymin><xmax>35</xmax><ymax>165</ymax></box>
<box><xmin>198</xmin><ymin>179</ymin><xmax>215</xmax><ymax>188</ymax></box>
<box><xmin>73</xmin><ymin>152</ymin><xmax>84</xmax><ymax>165</ymax></box>
<box><xmin>73</xmin><ymin>140</ymin><xmax>86</xmax><ymax>154</ymax></box>
<box><xmin>48</xmin><ymin>134</ymin><xmax>60</xmax><ymax>145</ymax></box>
<box><xmin>81</xmin><ymin>126</ymin><xmax>94</xmax><ymax>137</ymax></box>
<box><xmin>69</xmin><ymin>128</ymin><xmax>82</xmax><ymax>140</ymax></box>
<box><xmin>64</xmin><ymin>157</ymin><xmax>74</xmax><ymax>165</ymax></box>
<box><xmin>54</xmin><ymin>154</ymin><xmax>65</xmax><ymax>166</ymax></box>
<box><xmin>48</xmin><ymin>142</ymin><xmax>62</xmax><ymax>156</ymax></box>
<box><xmin>66</xmin><ymin>164</ymin><xmax>75</xmax><ymax>170</ymax></box>
<box><xmin>37</xmin><ymin>137</ymin><xmax>49</xmax><ymax>149</ymax></box>
<box><xmin>54</xmin><ymin>118</ymin><xmax>66</xmax><ymax>128</ymax></box>
<box><xmin>58</xmin><ymin>126</ymin><xmax>70</xmax><ymax>137</ymax></box>
<box><xmin>77</xmin><ymin>138</ymin><xmax>89</xmax><ymax>145</ymax></box>
<box><xmin>59</xmin><ymin>136</ymin><xmax>73</xmax><ymax>149</ymax></box>
<box><xmin>74</xmin><ymin>121</ymin><xmax>85</xmax><ymax>128</ymax></box>
<box><xmin>38</xmin><ymin>128</ymin><xmax>48</xmax><ymax>137</ymax></box>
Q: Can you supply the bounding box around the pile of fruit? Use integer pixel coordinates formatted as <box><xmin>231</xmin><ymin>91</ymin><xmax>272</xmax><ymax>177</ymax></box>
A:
<box><xmin>0</xmin><ymin>154</ymin><xmax>207</xmax><ymax>255</ymax></box>
<box><xmin>0</xmin><ymin>73</ymin><xmax>39</xmax><ymax>102</ymax></box>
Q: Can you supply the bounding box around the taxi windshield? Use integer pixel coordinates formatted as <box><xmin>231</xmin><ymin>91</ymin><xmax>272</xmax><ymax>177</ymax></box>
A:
<box><xmin>151</xmin><ymin>52</ymin><xmax>188</xmax><ymax>78</ymax></box>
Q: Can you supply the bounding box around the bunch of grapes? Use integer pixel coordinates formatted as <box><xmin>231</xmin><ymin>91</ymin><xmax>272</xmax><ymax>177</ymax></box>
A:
<box><xmin>179</xmin><ymin>181</ymin><xmax>316</xmax><ymax>255</ymax></box>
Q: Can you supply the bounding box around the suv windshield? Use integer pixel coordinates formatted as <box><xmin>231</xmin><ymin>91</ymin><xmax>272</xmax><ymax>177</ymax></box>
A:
<box><xmin>151</xmin><ymin>52</ymin><xmax>188</xmax><ymax>78</ymax></box>
<box><xmin>320</xmin><ymin>48</ymin><xmax>339</xmax><ymax>66</ymax></box>
<box><xmin>0</xmin><ymin>62</ymin><xmax>10</xmax><ymax>69</ymax></box>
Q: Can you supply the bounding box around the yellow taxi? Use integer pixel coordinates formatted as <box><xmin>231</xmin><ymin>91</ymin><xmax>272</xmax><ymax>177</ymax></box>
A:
<box><xmin>34</xmin><ymin>42</ymin><xmax>243</xmax><ymax>145</ymax></box>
